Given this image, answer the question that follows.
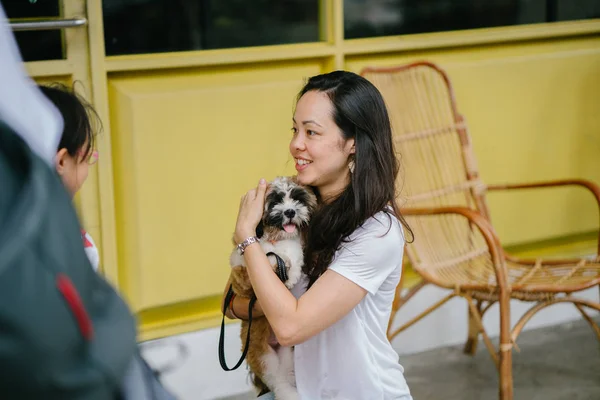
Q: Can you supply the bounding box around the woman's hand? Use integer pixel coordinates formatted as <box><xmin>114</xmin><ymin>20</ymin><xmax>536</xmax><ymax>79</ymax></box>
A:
<box><xmin>234</xmin><ymin>178</ymin><xmax>268</xmax><ymax>244</ymax></box>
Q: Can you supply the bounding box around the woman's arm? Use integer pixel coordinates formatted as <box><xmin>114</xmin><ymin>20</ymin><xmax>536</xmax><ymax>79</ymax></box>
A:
<box><xmin>233</xmin><ymin>179</ymin><xmax>368</xmax><ymax>346</ymax></box>
<box><xmin>242</xmin><ymin>243</ymin><xmax>367</xmax><ymax>346</ymax></box>
<box><xmin>221</xmin><ymin>273</ymin><xmax>264</xmax><ymax>320</ymax></box>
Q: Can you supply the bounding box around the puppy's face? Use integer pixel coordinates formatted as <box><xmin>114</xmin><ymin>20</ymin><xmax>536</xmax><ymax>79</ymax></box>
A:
<box><xmin>259</xmin><ymin>177</ymin><xmax>317</xmax><ymax>241</ymax></box>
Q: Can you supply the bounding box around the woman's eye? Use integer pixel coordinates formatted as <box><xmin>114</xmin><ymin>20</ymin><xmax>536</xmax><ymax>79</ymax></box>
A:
<box><xmin>291</xmin><ymin>127</ymin><xmax>298</xmax><ymax>135</ymax></box>
<box><xmin>307</xmin><ymin>130</ymin><xmax>316</xmax><ymax>136</ymax></box>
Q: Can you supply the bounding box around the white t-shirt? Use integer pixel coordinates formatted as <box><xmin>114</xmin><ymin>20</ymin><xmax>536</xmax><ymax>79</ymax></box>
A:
<box><xmin>292</xmin><ymin>211</ymin><xmax>412</xmax><ymax>400</ymax></box>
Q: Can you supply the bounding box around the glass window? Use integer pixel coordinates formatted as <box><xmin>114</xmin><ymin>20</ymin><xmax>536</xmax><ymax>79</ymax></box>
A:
<box><xmin>344</xmin><ymin>0</ymin><xmax>599</xmax><ymax>40</ymax></box>
<box><xmin>103</xmin><ymin>0</ymin><xmax>321</xmax><ymax>56</ymax></box>
<box><xmin>4</xmin><ymin>0</ymin><xmax>63</xmax><ymax>62</ymax></box>
<box><xmin>556</xmin><ymin>1</ymin><xmax>600</xmax><ymax>22</ymax></box>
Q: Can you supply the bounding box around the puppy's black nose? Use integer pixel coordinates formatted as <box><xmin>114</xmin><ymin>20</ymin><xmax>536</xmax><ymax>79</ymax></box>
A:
<box><xmin>284</xmin><ymin>209</ymin><xmax>296</xmax><ymax>218</ymax></box>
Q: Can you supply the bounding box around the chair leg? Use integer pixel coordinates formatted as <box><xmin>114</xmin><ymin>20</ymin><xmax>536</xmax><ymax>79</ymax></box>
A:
<box><xmin>388</xmin><ymin>291</ymin><xmax>456</xmax><ymax>341</ymax></box>
<box><xmin>498</xmin><ymin>292</ymin><xmax>513</xmax><ymax>400</ymax></box>
<box><xmin>464</xmin><ymin>296</ymin><xmax>498</xmax><ymax>366</ymax></box>
<box><xmin>574</xmin><ymin>303</ymin><xmax>600</xmax><ymax>341</ymax></box>
<box><xmin>464</xmin><ymin>300</ymin><xmax>482</xmax><ymax>355</ymax></box>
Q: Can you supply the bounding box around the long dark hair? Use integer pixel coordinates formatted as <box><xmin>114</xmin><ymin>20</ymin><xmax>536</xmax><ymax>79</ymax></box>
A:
<box><xmin>300</xmin><ymin>71</ymin><xmax>413</xmax><ymax>288</ymax></box>
<box><xmin>38</xmin><ymin>83</ymin><xmax>100</xmax><ymax>162</ymax></box>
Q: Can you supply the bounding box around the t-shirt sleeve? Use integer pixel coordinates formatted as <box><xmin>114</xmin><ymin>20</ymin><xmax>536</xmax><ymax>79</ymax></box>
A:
<box><xmin>329</xmin><ymin>214</ymin><xmax>405</xmax><ymax>295</ymax></box>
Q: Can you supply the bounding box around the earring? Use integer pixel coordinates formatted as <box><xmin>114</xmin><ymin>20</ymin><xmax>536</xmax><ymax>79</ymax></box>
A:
<box><xmin>348</xmin><ymin>158</ymin><xmax>355</xmax><ymax>174</ymax></box>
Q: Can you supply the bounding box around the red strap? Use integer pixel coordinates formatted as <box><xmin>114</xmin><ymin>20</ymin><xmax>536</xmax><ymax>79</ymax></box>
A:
<box><xmin>56</xmin><ymin>274</ymin><xmax>94</xmax><ymax>341</ymax></box>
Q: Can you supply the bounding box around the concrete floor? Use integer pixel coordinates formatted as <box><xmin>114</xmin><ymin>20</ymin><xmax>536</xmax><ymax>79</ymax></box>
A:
<box><xmin>400</xmin><ymin>317</ymin><xmax>600</xmax><ymax>400</ymax></box>
<box><xmin>221</xmin><ymin>317</ymin><xmax>600</xmax><ymax>399</ymax></box>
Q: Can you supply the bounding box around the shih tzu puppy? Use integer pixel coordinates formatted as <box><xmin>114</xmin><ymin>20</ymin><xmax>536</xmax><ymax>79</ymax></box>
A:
<box><xmin>229</xmin><ymin>176</ymin><xmax>316</xmax><ymax>400</ymax></box>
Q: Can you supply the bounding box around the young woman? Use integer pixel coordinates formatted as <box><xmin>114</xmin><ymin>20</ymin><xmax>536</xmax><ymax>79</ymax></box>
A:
<box><xmin>225</xmin><ymin>71</ymin><xmax>413</xmax><ymax>400</ymax></box>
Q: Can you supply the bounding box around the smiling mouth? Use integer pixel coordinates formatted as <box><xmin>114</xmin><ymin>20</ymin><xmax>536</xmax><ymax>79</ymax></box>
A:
<box><xmin>295</xmin><ymin>158</ymin><xmax>312</xmax><ymax>165</ymax></box>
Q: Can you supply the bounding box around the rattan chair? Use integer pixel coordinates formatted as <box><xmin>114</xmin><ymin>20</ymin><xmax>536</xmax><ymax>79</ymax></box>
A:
<box><xmin>361</xmin><ymin>62</ymin><xmax>600</xmax><ymax>399</ymax></box>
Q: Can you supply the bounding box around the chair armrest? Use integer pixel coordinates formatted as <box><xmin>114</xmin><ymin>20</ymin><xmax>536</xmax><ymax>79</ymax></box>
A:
<box><xmin>487</xmin><ymin>179</ymin><xmax>600</xmax><ymax>255</ymax></box>
<box><xmin>403</xmin><ymin>206</ymin><xmax>510</xmax><ymax>292</ymax></box>
<box><xmin>487</xmin><ymin>179</ymin><xmax>600</xmax><ymax>201</ymax></box>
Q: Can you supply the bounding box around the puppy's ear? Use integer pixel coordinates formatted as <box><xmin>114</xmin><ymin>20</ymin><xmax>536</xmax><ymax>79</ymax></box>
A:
<box><xmin>255</xmin><ymin>220</ymin><xmax>264</xmax><ymax>239</ymax></box>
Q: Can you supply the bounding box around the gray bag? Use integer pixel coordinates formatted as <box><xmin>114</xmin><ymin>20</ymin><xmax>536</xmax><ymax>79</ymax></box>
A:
<box><xmin>120</xmin><ymin>350</ymin><xmax>178</xmax><ymax>400</ymax></box>
<box><xmin>0</xmin><ymin>121</ymin><xmax>176</xmax><ymax>400</ymax></box>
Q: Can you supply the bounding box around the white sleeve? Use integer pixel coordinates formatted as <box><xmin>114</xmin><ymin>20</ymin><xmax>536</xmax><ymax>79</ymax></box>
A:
<box><xmin>0</xmin><ymin>5</ymin><xmax>63</xmax><ymax>166</ymax></box>
<box><xmin>329</xmin><ymin>214</ymin><xmax>405</xmax><ymax>295</ymax></box>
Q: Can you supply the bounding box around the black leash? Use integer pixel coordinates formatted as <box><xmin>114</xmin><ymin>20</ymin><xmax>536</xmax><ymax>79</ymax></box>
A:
<box><xmin>268</xmin><ymin>251</ymin><xmax>288</xmax><ymax>283</ymax></box>
<box><xmin>218</xmin><ymin>285</ymin><xmax>256</xmax><ymax>371</ymax></box>
<box><xmin>218</xmin><ymin>252</ymin><xmax>288</xmax><ymax>371</ymax></box>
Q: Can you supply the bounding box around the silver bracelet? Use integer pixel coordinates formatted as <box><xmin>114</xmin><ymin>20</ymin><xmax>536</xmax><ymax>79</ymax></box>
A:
<box><xmin>236</xmin><ymin>236</ymin><xmax>259</xmax><ymax>255</ymax></box>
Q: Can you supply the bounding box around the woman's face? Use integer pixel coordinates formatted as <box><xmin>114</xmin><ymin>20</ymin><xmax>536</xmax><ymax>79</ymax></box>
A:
<box><xmin>289</xmin><ymin>90</ymin><xmax>355</xmax><ymax>201</ymax></box>
<box><xmin>55</xmin><ymin>145</ymin><xmax>97</xmax><ymax>197</ymax></box>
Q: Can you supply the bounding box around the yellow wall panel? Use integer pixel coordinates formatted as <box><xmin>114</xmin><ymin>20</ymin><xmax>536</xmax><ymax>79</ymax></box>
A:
<box><xmin>347</xmin><ymin>37</ymin><xmax>600</xmax><ymax>246</ymax></box>
<box><xmin>108</xmin><ymin>61</ymin><xmax>323</xmax><ymax>327</ymax></box>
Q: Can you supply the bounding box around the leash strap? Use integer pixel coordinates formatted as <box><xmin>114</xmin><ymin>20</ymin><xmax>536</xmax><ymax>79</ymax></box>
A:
<box><xmin>219</xmin><ymin>284</ymin><xmax>256</xmax><ymax>371</ymax></box>
<box><xmin>266</xmin><ymin>252</ymin><xmax>288</xmax><ymax>282</ymax></box>
<box><xmin>218</xmin><ymin>252</ymin><xmax>288</xmax><ymax>372</ymax></box>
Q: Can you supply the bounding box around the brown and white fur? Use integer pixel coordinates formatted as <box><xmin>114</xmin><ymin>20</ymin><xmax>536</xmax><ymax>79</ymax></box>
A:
<box><xmin>229</xmin><ymin>176</ymin><xmax>316</xmax><ymax>400</ymax></box>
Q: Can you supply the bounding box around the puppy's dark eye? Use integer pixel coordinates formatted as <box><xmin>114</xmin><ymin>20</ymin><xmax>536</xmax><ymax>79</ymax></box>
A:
<box><xmin>290</xmin><ymin>187</ymin><xmax>309</xmax><ymax>204</ymax></box>
<box><xmin>266</xmin><ymin>191</ymin><xmax>284</xmax><ymax>208</ymax></box>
